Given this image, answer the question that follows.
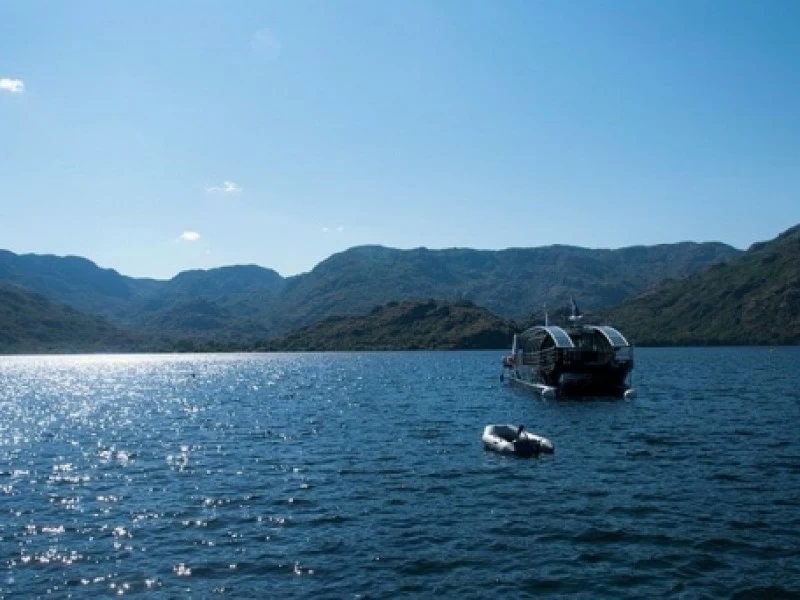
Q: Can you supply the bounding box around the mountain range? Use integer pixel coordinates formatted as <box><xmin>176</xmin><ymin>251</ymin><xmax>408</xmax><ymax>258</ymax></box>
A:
<box><xmin>265</xmin><ymin>225</ymin><xmax>800</xmax><ymax>350</ymax></box>
<box><xmin>3</xmin><ymin>226</ymin><xmax>797</xmax><ymax>351</ymax></box>
<box><xmin>0</xmin><ymin>241</ymin><xmax>738</xmax><ymax>347</ymax></box>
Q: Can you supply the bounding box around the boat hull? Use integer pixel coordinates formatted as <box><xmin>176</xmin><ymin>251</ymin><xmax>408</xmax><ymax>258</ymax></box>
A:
<box><xmin>508</xmin><ymin>369</ymin><xmax>633</xmax><ymax>398</ymax></box>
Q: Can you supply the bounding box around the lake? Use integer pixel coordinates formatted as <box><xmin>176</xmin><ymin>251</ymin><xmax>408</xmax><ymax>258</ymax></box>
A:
<box><xmin>1</xmin><ymin>348</ymin><xmax>799</xmax><ymax>598</ymax></box>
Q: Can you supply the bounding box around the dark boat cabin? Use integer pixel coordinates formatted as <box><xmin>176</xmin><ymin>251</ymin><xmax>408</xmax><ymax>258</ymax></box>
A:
<box><xmin>515</xmin><ymin>324</ymin><xmax>633</xmax><ymax>392</ymax></box>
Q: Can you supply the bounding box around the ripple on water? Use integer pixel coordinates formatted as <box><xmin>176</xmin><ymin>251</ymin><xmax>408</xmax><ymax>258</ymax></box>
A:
<box><xmin>1</xmin><ymin>349</ymin><xmax>800</xmax><ymax>597</ymax></box>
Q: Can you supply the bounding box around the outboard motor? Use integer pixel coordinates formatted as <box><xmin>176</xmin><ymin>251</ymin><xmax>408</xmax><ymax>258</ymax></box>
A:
<box><xmin>513</xmin><ymin>438</ymin><xmax>541</xmax><ymax>458</ymax></box>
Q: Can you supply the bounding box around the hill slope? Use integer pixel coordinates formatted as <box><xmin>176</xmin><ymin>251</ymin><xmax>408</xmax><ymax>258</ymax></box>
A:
<box><xmin>0</xmin><ymin>284</ymin><xmax>147</xmax><ymax>353</ymax></box>
<box><xmin>273</xmin><ymin>242</ymin><xmax>740</xmax><ymax>330</ymax></box>
<box><xmin>268</xmin><ymin>299</ymin><xmax>517</xmax><ymax>350</ymax></box>
<box><xmin>133</xmin><ymin>265</ymin><xmax>285</xmax><ymax>337</ymax></box>
<box><xmin>0</xmin><ymin>250</ymin><xmax>158</xmax><ymax>320</ymax></box>
<box><xmin>606</xmin><ymin>225</ymin><xmax>800</xmax><ymax>345</ymax></box>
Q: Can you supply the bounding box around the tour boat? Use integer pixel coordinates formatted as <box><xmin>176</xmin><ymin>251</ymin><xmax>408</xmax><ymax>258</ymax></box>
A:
<box><xmin>502</xmin><ymin>299</ymin><xmax>635</xmax><ymax>399</ymax></box>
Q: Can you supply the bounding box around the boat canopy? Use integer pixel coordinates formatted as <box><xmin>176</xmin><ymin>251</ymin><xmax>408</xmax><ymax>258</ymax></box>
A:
<box><xmin>519</xmin><ymin>325</ymin><xmax>575</xmax><ymax>349</ymax></box>
<box><xmin>518</xmin><ymin>324</ymin><xmax>630</xmax><ymax>352</ymax></box>
<box><xmin>585</xmin><ymin>325</ymin><xmax>630</xmax><ymax>348</ymax></box>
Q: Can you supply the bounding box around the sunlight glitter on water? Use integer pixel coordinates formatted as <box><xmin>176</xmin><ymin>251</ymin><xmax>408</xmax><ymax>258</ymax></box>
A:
<box><xmin>1</xmin><ymin>349</ymin><xmax>799</xmax><ymax>598</ymax></box>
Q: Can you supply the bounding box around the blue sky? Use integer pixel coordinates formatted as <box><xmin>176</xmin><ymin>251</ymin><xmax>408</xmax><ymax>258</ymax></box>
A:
<box><xmin>1</xmin><ymin>1</ymin><xmax>798</xmax><ymax>279</ymax></box>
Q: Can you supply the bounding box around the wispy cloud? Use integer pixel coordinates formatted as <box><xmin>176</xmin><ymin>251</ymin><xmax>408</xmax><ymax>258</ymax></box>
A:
<box><xmin>252</xmin><ymin>29</ymin><xmax>281</xmax><ymax>59</ymax></box>
<box><xmin>321</xmin><ymin>226</ymin><xmax>345</xmax><ymax>234</ymax></box>
<box><xmin>0</xmin><ymin>77</ymin><xmax>24</xmax><ymax>94</ymax></box>
<box><xmin>180</xmin><ymin>231</ymin><xmax>201</xmax><ymax>242</ymax></box>
<box><xmin>206</xmin><ymin>181</ymin><xmax>242</xmax><ymax>194</ymax></box>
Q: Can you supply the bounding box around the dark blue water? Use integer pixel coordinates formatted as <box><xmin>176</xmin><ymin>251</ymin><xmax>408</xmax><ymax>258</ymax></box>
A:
<box><xmin>1</xmin><ymin>348</ymin><xmax>799</xmax><ymax>598</ymax></box>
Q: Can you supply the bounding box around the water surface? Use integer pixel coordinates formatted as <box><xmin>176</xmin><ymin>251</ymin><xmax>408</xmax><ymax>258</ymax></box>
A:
<box><xmin>1</xmin><ymin>348</ymin><xmax>799</xmax><ymax>598</ymax></box>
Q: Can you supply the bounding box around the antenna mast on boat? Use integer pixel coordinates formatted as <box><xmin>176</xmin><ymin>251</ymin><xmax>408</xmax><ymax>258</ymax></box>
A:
<box><xmin>568</xmin><ymin>296</ymin><xmax>583</xmax><ymax>326</ymax></box>
<box><xmin>544</xmin><ymin>304</ymin><xmax>548</xmax><ymax>327</ymax></box>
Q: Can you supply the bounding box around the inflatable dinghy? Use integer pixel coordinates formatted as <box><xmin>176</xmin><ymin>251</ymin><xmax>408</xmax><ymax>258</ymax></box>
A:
<box><xmin>482</xmin><ymin>424</ymin><xmax>554</xmax><ymax>457</ymax></box>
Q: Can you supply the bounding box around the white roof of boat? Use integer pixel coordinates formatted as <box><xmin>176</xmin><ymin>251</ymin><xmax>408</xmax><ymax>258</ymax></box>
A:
<box><xmin>523</xmin><ymin>325</ymin><xmax>575</xmax><ymax>348</ymax></box>
<box><xmin>586</xmin><ymin>325</ymin><xmax>630</xmax><ymax>347</ymax></box>
<box><xmin>522</xmin><ymin>324</ymin><xmax>630</xmax><ymax>349</ymax></box>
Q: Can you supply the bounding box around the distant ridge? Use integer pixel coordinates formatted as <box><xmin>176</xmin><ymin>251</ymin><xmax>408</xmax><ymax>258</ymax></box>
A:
<box><xmin>0</xmin><ymin>283</ymin><xmax>145</xmax><ymax>354</ymax></box>
<box><xmin>0</xmin><ymin>250</ymin><xmax>159</xmax><ymax>320</ymax></box>
<box><xmin>271</xmin><ymin>241</ymin><xmax>739</xmax><ymax>331</ymax></box>
<box><xmin>0</xmin><ymin>238</ymin><xmax>742</xmax><ymax>343</ymax></box>
<box><xmin>606</xmin><ymin>225</ymin><xmax>800</xmax><ymax>345</ymax></box>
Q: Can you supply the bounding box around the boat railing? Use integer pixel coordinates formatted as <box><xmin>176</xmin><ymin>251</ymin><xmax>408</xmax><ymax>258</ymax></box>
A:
<box><xmin>522</xmin><ymin>347</ymin><xmax>558</xmax><ymax>369</ymax></box>
<box><xmin>562</xmin><ymin>348</ymin><xmax>615</xmax><ymax>365</ymax></box>
<box><xmin>523</xmin><ymin>347</ymin><xmax>617</xmax><ymax>368</ymax></box>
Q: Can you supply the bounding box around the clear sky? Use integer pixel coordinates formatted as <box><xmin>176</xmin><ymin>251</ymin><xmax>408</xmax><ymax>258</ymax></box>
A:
<box><xmin>1</xmin><ymin>1</ymin><xmax>799</xmax><ymax>280</ymax></box>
